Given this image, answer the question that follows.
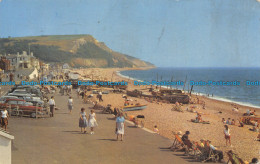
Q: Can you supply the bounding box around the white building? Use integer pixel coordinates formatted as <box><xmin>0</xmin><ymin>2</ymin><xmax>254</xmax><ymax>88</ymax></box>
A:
<box><xmin>0</xmin><ymin>128</ymin><xmax>14</xmax><ymax>164</ymax></box>
<box><xmin>62</xmin><ymin>63</ymin><xmax>70</xmax><ymax>69</ymax></box>
<box><xmin>5</xmin><ymin>51</ymin><xmax>40</xmax><ymax>71</ymax></box>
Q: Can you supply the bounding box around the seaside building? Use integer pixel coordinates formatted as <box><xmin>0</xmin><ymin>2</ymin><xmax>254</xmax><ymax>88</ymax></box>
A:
<box><xmin>3</xmin><ymin>51</ymin><xmax>40</xmax><ymax>71</ymax></box>
<box><xmin>62</xmin><ymin>63</ymin><xmax>70</xmax><ymax>69</ymax></box>
<box><xmin>0</xmin><ymin>51</ymin><xmax>42</xmax><ymax>80</ymax></box>
<box><xmin>0</xmin><ymin>128</ymin><xmax>14</xmax><ymax>164</ymax></box>
<box><xmin>0</xmin><ymin>56</ymin><xmax>11</xmax><ymax>71</ymax></box>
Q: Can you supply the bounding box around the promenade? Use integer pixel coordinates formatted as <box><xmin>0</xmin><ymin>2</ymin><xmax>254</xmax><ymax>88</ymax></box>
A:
<box><xmin>8</xmin><ymin>89</ymin><xmax>196</xmax><ymax>164</ymax></box>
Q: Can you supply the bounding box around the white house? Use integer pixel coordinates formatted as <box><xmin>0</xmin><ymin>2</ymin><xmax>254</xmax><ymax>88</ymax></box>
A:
<box><xmin>29</xmin><ymin>68</ymin><xmax>39</xmax><ymax>79</ymax></box>
<box><xmin>5</xmin><ymin>51</ymin><xmax>40</xmax><ymax>71</ymax></box>
<box><xmin>0</xmin><ymin>128</ymin><xmax>14</xmax><ymax>164</ymax></box>
<box><xmin>62</xmin><ymin>63</ymin><xmax>70</xmax><ymax>69</ymax></box>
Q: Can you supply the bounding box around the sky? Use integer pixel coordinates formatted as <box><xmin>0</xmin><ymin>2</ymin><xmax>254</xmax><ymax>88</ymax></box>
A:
<box><xmin>0</xmin><ymin>0</ymin><xmax>260</xmax><ymax>67</ymax></box>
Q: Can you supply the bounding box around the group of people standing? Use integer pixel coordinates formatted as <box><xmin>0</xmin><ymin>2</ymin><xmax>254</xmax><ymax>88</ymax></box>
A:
<box><xmin>78</xmin><ymin>107</ymin><xmax>126</xmax><ymax>141</ymax></box>
<box><xmin>60</xmin><ymin>85</ymin><xmax>73</xmax><ymax>96</ymax></box>
<box><xmin>51</xmin><ymin>87</ymin><xmax>126</xmax><ymax>140</ymax></box>
<box><xmin>79</xmin><ymin>108</ymin><xmax>98</xmax><ymax>134</ymax></box>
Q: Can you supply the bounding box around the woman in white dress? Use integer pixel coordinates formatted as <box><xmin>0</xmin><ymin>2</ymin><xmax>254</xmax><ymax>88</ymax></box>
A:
<box><xmin>116</xmin><ymin>112</ymin><xmax>125</xmax><ymax>141</ymax></box>
<box><xmin>88</xmin><ymin>110</ymin><xmax>98</xmax><ymax>134</ymax></box>
<box><xmin>67</xmin><ymin>96</ymin><xmax>73</xmax><ymax>114</ymax></box>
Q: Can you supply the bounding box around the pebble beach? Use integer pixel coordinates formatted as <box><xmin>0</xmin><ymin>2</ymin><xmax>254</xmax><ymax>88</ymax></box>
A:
<box><xmin>76</xmin><ymin>68</ymin><xmax>260</xmax><ymax>162</ymax></box>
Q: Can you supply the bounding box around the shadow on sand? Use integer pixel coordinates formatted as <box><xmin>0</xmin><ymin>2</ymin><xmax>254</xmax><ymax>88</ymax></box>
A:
<box><xmin>106</xmin><ymin>117</ymin><xmax>116</xmax><ymax>120</ymax></box>
<box><xmin>127</xmin><ymin>126</ymin><xmax>137</xmax><ymax>128</ymax></box>
<box><xmin>56</xmin><ymin>112</ymin><xmax>69</xmax><ymax>115</ymax></box>
<box><xmin>62</xmin><ymin>130</ymin><xmax>86</xmax><ymax>134</ymax></box>
<box><xmin>97</xmin><ymin>139</ymin><xmax>118</xmax><ymax>142</ymax></box>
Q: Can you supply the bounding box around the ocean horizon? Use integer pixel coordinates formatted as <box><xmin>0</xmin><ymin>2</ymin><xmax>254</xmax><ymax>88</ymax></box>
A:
<box><xmin>118</xmin><ymin>67</ymin><xmax>260</xmax><ymax>109</ymax></box>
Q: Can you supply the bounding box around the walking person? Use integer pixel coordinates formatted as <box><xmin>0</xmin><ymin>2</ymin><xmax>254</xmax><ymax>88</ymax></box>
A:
<box><xmin>77</xmin><ymin>87</ymin><xmax>81</xmax><ymax>98</ymax></box>
<box><xmin>224</xmin><ymin>125</ymin><xmax>232</xmax><ymax>146</ymax></box>
<box><xmin>83</xmin><ymin>91</ymin><xmax>88</xmax><ymax>103</ymax></box>
<box><xmin>60</xmin><ymin>85</ymin><xmax>65</xmax><ymax>95</ymax></box>
<box><xmin>80</xmin><ymin>90</ymin><xmax>85</xmax><ymax>99</ymax></box>
<box><xmin>116</xmin><ymin>112</ymin><xmax>125</xmax><ymax>141</ymax></box>
<box><xmin>79</xmin><ymin>108</ymin><xmax>88</xmax><ymax>133</ymax></box>
<box><xmin>49</xmin><ymin>96</ymin><xmax>55</xmax><ymax>117</ymax></box>
<box><xmin>64</xmin><ymin>85</ymin><xmax>68</xmax><ymax>96</ymax></box>
<box><xmin>0</xmin><ymin>108</ymin><xmax>9</xmax><ymax>131</ymax></box>
<box><xmin>67</xmin><ymin>96</ymin><xmax>73</xmax><ymax>114</ymax></box>
<box><xmin>98</xmin><ymin>91</ymin><xmax>103</xmax><ymax>102</ymax></box>
<box><xmin>88</xmin><ymin>110</ymin><xmax>98</xmax><ymax>134</ymax></box>
<box><xmin>9</xmin><ymin>72</ymin><xmax>14</xmax><ymax>81</ymax></box>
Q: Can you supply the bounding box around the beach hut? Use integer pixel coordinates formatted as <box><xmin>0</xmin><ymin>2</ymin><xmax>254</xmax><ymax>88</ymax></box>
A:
<box><xmin>0</xmin><ymin>128</ymin><xmax>14</xmax><ymax>164</ymax></box>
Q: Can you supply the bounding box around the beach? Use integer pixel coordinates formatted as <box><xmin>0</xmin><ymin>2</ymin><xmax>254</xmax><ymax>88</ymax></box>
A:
<box><xmin>75</xmin><ymin>67</ymin><xmax>260</xmax><ymax>161</ymax></box>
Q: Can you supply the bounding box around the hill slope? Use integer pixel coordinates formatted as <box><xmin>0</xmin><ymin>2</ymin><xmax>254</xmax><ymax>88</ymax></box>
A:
<box><xmin>0</xmin><ymin>35</ymin><xmax>154</xmax><ymax>68</ymax></box>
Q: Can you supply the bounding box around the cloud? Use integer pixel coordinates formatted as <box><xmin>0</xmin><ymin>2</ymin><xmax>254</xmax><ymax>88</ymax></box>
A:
<box><xmin>0</xmin><ymin>0</ymin><xmax>2</xmax><ymax>2</ymax></box>
<box><xmin>257</xmin><ymin>0</ymin><xmax>260</xmax><ymax>2</ymax></box>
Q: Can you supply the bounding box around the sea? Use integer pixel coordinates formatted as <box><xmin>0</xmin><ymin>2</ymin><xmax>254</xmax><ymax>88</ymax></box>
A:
<box><xmin>118</xmin><ymin>67</ymin><xmax>260</xmax><ymax>108</ymax></box>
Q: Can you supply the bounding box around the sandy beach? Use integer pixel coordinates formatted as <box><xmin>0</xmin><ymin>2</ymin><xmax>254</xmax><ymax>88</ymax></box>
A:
<box><xmin>75</xmin><ymin>67</ymin><xmax>260</xmax><ymax>162</ymax></box>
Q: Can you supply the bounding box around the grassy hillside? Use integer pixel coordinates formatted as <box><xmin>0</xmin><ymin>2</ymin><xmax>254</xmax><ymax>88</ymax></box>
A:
<box><xmin>0</xmin><ymin>35</ymin><xmax>154</xmax><ymax>68</ymax></box>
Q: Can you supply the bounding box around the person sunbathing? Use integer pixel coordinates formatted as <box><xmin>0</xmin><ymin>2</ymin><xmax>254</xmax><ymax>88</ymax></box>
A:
<box><xmin>175</xmin><ymin>102</ymin><xmax>180</xmax><ymax>106</ymax></box>
<box><xmin>186</xmin><ymin>107</ymin><xmax>196</xmax><ymax>113</ymax></box>
<box><xmin>251</xmin><ymin>110</ymin><xmax>256</xmax><ymax>116</ymax></box>
<box><xmin>226</xmin><ymin>118</ymin><xmax>231</xmax><ymax>125</ymax></box>
<box><xmin>232</xmin><ymin>107</ymin><xmax>239</xmax><ymax>112</ymax></box>
<box><xmin>124</xmin><ymin>100</ymin><xmax>130</xmax><ymax>106</ymax></box>
<box><xmin>238</xmin><ymin>119</ymin><xmax>244</xmax><ymax>127</ymax></box>
<box><xmin>197</xmin><ymin>114</ymin><xmax>202</xmax><ymax>122</ymax></box>
<box><xmin>191</xmin><ymin>114</ymin><xmax>209</xmax><ymax>123</ymax></box>
<box><xmin>153</xmin><ymin>125</ymin><xmax>159</xmax><ymax>134</ymax></box>
<box><xmin>250</xmin><ymin>122</ymin><xmax>259</xmax><ymax>132</ymax></box>
<box><xmin>246</xmin><ymin>109</ymin><xmax>251</xmax><ymax>115</ymax></box>
<box><xmin>257</xmin><ymin>132</ymin><xmax>260</xmax><ymax>141</ymax></box>
<box><xmin>231</xmin><ymin>119</ymin><xmax>235</xmax><ymax>125</ymax></box>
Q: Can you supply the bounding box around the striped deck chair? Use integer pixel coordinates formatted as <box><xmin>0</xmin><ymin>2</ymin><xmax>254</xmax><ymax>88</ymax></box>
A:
<box><xmin>170</xmin><ymin>134</ymin><xmax>185</xmax><ymax>151</ymax></box>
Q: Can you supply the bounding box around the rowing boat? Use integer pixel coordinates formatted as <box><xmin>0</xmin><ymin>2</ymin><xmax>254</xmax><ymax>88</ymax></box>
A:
<box><xmin>123</xmin><ymin>104</ymin><xmax>147</xmax><ymax>111</ymax></box>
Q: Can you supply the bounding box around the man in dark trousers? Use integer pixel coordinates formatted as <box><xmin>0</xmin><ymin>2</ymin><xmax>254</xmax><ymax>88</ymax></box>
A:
<box><xmin>48</xmin><ymin>96</ymin><xmax>55</xmax><ymax>117</ymax></box>
<box><xmin>9</xmin><ymin>72</ymin><xmax>14</xmax><ymax>81</ymax></box>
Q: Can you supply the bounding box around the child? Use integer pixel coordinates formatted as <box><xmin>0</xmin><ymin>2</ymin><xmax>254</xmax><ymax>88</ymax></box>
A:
<box><xmin>226</xmin><ymin>118</ymin><xmax>231</xmax><ymax>125</ymax></box>
<box><xmin>153</xmin><ymin>125</ymin><xmax>159</xmax><ymax>134</ymax></box>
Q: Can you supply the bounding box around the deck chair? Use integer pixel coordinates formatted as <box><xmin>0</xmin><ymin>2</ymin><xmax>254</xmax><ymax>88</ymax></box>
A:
<box><xmin>226</xmin><ymin>150</ymin><xmax>247</xmax><ymax>164</ymax></box>
<box><xmin>183</xmin><ymin>140</ymin><xmax>196</xmax><ymax>156</ymax></box>
<box><xmin>170</xmin><ymin>134</ymin><xmax>185</xmax><ymax>151</ymax></box>
<box><xmin>201</xmin><ymin>142</ymin><xmax>219</xmax><ymax>163</ymax></box>
<box><xmin>193</xmin><ymin>142</ymin><xmax>204</xmax><ymax>160</ymax></box>
<box><xmin>195</xmin><ymin>143</ymin><xmax>210</xmax><ymax>162</ymax></box>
